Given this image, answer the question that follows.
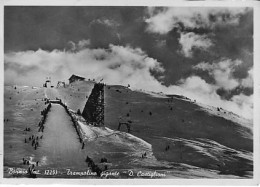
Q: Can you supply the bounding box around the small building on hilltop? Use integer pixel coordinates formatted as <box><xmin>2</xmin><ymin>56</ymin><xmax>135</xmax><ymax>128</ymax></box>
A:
<box><xmin>68</xmin><ymin>74</ymin><xmax>85</xmax><ymax>84</ymax></box>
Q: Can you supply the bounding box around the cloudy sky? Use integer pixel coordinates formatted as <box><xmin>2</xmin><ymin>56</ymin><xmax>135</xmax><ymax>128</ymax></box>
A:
<box><xmin>4</xmin><ymin>6</ymin><xmax>253</xmax><ymax>119</ymax></box>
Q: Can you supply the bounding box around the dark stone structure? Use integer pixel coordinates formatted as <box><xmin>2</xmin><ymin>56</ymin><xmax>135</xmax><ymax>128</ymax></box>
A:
<box><xmin>82</xmin><ymin>83</ymin><xmax>104</xmax><ymax>126</ymax></box>
<box><xmin>68</xmin><ymin>74</ymin><xmax>85</xmax><ymax>84</ymax></box>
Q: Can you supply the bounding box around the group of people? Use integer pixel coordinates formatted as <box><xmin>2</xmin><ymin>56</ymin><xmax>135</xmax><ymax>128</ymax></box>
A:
<box><xmin>100</xmin><ymin>157</ymin><xmax>108</xmax><ymax>163</ymax></box>
<box><xmin>24</xmin><ymin>127</ymin><xmax>31</xmax><ymax>132</ymax></box>
<box><xmin>22</xmin><ymin>158</ymin><xmax>39</xmax><ymax>177</ymax></box>
<box><xmin>38</xmin><ymin>103</ymin><xmax>51</xmax><ymax>132</ymax></box>
<box><xmin>27</xmin><ymin>164</ymin><xmax>37</xmax><ymax>178</ymax></box>
<box><xmin>22</xmin><ymin>158</ymin><xmax>39</xmax><ymax>166</ymax></box>
<box><xmin>21</xmin><ymin>98</ymin><xmax>52</xmax><ymax>178</ymax></box>
<box><xmin>25</xmin><ymin>134</ymin><xmax>42</xmax><ymax>150</ymax></box>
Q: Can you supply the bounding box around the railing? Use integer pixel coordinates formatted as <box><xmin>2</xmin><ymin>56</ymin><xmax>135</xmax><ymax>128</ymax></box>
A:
<box><xmin>38</xmin><ymin>102</ymin><xmax>52</xmax><ymax>132</ymax></box>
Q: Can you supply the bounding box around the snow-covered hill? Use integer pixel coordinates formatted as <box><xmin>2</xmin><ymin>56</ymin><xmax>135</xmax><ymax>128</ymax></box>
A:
<box><xmin>4</xmin><ymin>81</ymin><xmax>253</xmax><ymax>178</ymax></box>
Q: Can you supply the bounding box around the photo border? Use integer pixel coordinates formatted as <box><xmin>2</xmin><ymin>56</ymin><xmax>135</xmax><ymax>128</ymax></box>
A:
<box><xmin>0</xmin><ymin>0</ymin><xmax>259</xmax><ymax>185</ymax></box>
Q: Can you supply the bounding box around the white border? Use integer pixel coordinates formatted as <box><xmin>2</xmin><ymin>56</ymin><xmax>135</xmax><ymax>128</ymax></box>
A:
<box><xmin>0</xmin><ymin>0</ymin><xmax>259</xmax><ymax>185</ymax></box>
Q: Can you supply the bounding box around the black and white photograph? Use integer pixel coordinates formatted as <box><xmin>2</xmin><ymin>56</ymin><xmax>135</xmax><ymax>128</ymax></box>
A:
<box><xmin>1</xmin><ymin>0</ymin><xmax>260</xmax><ymax>184</ymax></box>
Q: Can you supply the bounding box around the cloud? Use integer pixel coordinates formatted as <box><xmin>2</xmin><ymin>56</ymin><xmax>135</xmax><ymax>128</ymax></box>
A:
<box><xmin>4</xmin><ymin>43</ymin><xmax>252</xmax><ymax>119</ymax></box>
<box><xmin>177</xmin><ymin>76</ymin><xmax>217</xmax><ymax>96</ymax></box>
<box><xmin>67</xmin><ymin>39</ymin><xmax>91</xmax><ymax>52</ymax></box>
<box><xmin>194</xmin><ymin>59</ymin><xmax>242</xmax><ymax>90</ymax></box>
<box><xmin>88</xmin><ymin>18</ymin><xmax>121</xmax><ymax>48</ymax></box>
<box><xmin>180</xmin><ymin>59</ymin><xmax>253</xmax><ymax>119</ymax></box>
<box><xmin>231</xmin><ymin>93</ymin><xmax>253</xmax><ymax>108</ymax></box>
<box><xmin>4</xmin><ymin>44</ymin><xmax>164</xmax><ymax>91</ymax></box>
<box><xmin>178</xmin><ymin>32</ymin><xmax>213</xmax><ymax>58</ymax></box>
<box><xmin>230</xmin><ymin>94</ymin><xmax>253</xmax><ymax>119</ymax></box>
<box><xmin>241</xmin><ymin>68</ymin><xmax>253</xmax><ymax>88</ymax></box>
<box><xmin>92</xmin><ymin>18</ymin><xmax>119</xmax><ymax>27</ymax></box>
<box><xmin>145</xmin><ymin>7</ymin><xmax>247</xmax><ymax>34</ymax></box>
<box><xmin>168</xmin><ymin>76</ymin><xmax>253</xmax><ymax>119</ymax></box>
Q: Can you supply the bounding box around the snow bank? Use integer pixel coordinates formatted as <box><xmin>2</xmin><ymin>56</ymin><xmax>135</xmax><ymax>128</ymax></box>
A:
<box><xmin>196</xmin><ymin>102</ymin><xmax>253</xmax><ymax>131</ymax></box>
<box><xmin>134</xmin><ymin>89</ymin><xmax>168</xmax><ymax>98</ymax></box>
<box><xmin>162</xmin><ymin>136</ymin><xmax>253</xmax><ymax>163</ymax></box>
<box><xmin>77</xmin><ymin>121</ymin><xmax>97</xmax><ymax>141</ymax></box>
